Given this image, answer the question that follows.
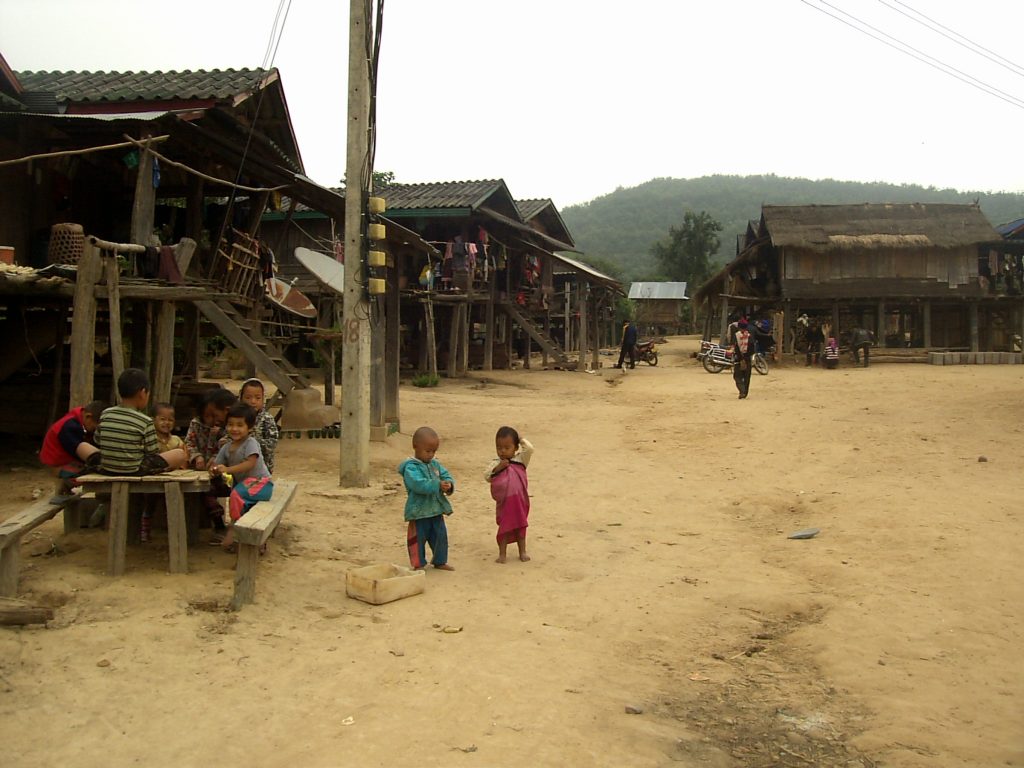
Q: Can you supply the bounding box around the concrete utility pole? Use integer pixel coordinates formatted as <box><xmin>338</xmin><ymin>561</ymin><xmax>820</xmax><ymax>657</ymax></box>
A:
<box><xmin>340</xmin><ymin>0</ymin><xmax>371</xmax><ymax>486</ymax></box>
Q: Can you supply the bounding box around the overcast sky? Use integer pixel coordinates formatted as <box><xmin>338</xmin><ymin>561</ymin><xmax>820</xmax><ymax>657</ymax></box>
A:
<box><xmin>2</xmin><ymin>0</ymin><xmax>1022</xmax><ymax>208</ymax></box>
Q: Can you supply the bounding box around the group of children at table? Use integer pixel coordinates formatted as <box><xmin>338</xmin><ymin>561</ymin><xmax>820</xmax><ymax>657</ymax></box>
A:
<box><xmin>41</xmin><ymin>368</ymin><xmax>539</xmax><ymax>567</ymax></box>
<box><xmin>40</xmin><ymin>368</ymin><xmax>278</xmax><ymax>551</ymax></box>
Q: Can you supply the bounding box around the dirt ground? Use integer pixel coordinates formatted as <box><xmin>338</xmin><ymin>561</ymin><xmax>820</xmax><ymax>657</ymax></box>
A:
<box><xmin>1</xmin><ymin>337</ymin><xmax>1022</xmax><ymax>767</ymax></box>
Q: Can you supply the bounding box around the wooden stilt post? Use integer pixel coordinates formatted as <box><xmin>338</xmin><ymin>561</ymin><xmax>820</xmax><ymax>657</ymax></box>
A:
<box><xmin>424</xmin><ymin>298</ymin><xmax>438</xmax><ymax>378</ymax></box>
<box><xmin>578</xmin><ymin>282</ymin><xmax>590</xmax><ymax>371</ymax></box>
<box><xmin>370</xmin><ymin>296</ymin><xmax>386</xmax><ymax>440</ymax></box>
<box><xmin>447</xmin><ymin>304</ymin><xmax>460</xmax><ymax>379</ymax></box>
<box><xmin>483</xmin><ymin>278</ymin><xmax>495</xmax><ymax>371</ymax></box>
<box><xmin>923</xmin><ymin>301</ymin><xmax>932</xmax><ymax>349</ymax></box>
<box><xmin>591</xmin><ymin>294</ymin><xmax>600</xmax><ymax>370</ymax></box>
<box><xmin>385</xmin><ymin>262</ymin><xmax>400</xmax><ymax>428</ymax></box>
<box><xmin>969</xmin><ymin>302</ymin><xmax>980</xmax><ymax>352</ymax></box>
<box><xmin>152</xmin><ymin>301</ymin><xmax>176</xmax><ymax>405</ymax></box>
<box><xmin>458</xmin><ymin>303</ymin><xmax>470</xmax><ymax>375</ymax></box>
<box><xmin>48</xmin><ymin>310</ymin><xmax>66</xmax><ymax>427</ymax></box>
<box><xmin>70</xmin><ymin>242</ymin><xmax>102</xmax><ymax>407</ymax></box>
<box><xmin>877</xmin><ymin>301</ymin><xmax>886</xmax><ymax>348</ymax></box>
<box><xmin>142</xmin><ymin>303</ymin><xmax>154</xmax><ymax>373</ymax></box>
<box><xmin>719</xmin><ymin>295</ymin><xmax>730</xmax><ymax>345</ymax></box>
<box><xmin>831</xmin><ymin>301</ymin><xmax>840</xmax><ymax>341</ymax></box>
<box><xmin>564</xmin><ymin>284</ymin><xmax>572</xmax><ymax>354</ymax></box>
<box><xmin>130</xmin><ymin>136</ymin><xmax>156</xmax><ymax>246</ymax></box>
<box><xmin>104</xmin><ymin>255</ymin><xmax>125</xmax><ymax>399</ymax></box>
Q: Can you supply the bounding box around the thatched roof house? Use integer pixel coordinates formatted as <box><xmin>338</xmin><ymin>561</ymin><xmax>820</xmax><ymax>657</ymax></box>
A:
<box><xmin>695</xmin><ymin>203</ymin><xmax>1019</xmax><ymax>354</ymax></box>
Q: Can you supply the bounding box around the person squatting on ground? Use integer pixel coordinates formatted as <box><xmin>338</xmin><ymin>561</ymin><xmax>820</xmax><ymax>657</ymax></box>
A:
<box><xmin>95</xmin><ymin>368</ymin><xmax>188</xmax><ymax>476</ymax></box>
<box><xmin>615</xmin><ymin>320</ymin><xmax>639</xmax><ymax>369</ymax></box>
<box><xmin>485</xmin><ymin>426</ymin><xmax>534</xmax><ymax>563</ymax></box>
<box><xmin>398</xmin><ymin>426</ymin><xmax>455</xmax><ymax>571</ymax></box>
<box><xmin>732</xmin><ymin>318</ymin><xmax>755</xmax><ymax>399</ymax></box>
<box><xmin>851</xmin><ymin>327</ymin><xmax>874</xmax><ymax>367</ymax></box>
<box><xmin>239</xmin><ymin>378</ymin><xmax>280</xmax><ymax>474</ymax></box>
<box><xmin>40</xmin><ymin>400</ymin><xmax>105</xmax><ymax>494</ymax></box>
<box><xmin>208</xmin><ymin>403</ymin><xmax>274</xmax><ymax>553</ymax></box>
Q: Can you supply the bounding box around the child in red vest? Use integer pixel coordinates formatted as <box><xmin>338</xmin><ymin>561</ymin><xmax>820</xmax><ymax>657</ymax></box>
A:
<box><xmin>40</xmin><ymin>401</ymin><xmax>105</xmax><ymax>492</ymax></box>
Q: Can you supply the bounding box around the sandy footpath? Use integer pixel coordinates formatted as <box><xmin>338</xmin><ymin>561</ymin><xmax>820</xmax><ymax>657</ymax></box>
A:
<box><xmin>1</xmin><ymin>337</ymin><xmax>1022</xmax><ymax>767</ymax></box>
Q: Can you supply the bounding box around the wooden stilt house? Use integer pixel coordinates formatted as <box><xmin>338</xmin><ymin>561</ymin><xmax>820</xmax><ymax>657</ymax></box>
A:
<box><xmin>0</xmin><ymin>57</ymin><xmax>352</xmax><ymax>435</ymax></box>
<box><xmin>379</xmin><ymin>180</ymin><xmax>622</xmax><ymax>375</ymax></box>
<box><xmin>694</xmin><ymin>203</ymin><xmax>1015</xmax><ymax>358</ymax></box>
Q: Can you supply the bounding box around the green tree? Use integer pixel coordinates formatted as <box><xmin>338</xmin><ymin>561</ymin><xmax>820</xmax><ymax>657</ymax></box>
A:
<box><xmin>650</xmin><ymin>210</ymin><xmax>722</xmax><ymax>286</ymax></box>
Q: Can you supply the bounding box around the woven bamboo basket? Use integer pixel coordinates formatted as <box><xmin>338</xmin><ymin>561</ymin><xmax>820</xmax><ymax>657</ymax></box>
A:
<box><xmin>47</xmin><ymin>223</ymin><xmax>85</xmax><ymax>265</ymax></box>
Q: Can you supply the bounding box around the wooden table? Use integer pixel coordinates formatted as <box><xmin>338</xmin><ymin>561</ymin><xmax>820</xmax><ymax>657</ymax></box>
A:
<box><xmin>76</xmin><ymin>470</ymin><xmax>211</xmax><ymax>576</ymax></box>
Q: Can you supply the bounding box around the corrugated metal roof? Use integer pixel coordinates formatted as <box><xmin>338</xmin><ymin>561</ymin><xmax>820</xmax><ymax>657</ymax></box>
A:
<box><xmin>515</xmin><ymin>199</ymin><xmax>550</xmax><ymax>220</ymax></box>
<box><xmin>515</xmin><ymin>198</ymin><xmax>576</xmax><ymax>248</ymax></box>
<box><xmin>382</xmin><ymin>180</ymin><xmax>509</xmax><ymax>211</ymax></box>
<box><xmin>628</xmin><ymin>282</ymin><xmax>689</xmax><ymax>300</ymax></box>
<box><xmin>996</xmin><ymin>217</ymin><xmax>1024</xmax><ymax>239</ymax></box>
<box><xmin>763</xmin><ymin>203</ymin><xmax>998</xmax><ymax>251</ymax></box>
<box><xmin>14</xmin><ymin>68</ymin><xmax>270</xmax><ymax>104</ymax></box>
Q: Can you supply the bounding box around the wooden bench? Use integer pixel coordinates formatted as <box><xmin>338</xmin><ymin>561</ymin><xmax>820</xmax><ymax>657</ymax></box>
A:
<box><xmin>230</xmin><ymin>479</ymin><xmax>297</xmax><ymax>611</ymax></box>
<box><xmin>0</xmin><ymin>498</ymin><xmax>68</xmax><ymax>597</ymax></box>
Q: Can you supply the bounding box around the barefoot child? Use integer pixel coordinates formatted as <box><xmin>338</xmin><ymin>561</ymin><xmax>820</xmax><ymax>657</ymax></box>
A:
<box><xmin>208</xmin><ymin>403</ymin><xmax>273</xmax><ymax>552</ymax></box>
<box><xmin>398</xmin><ymin>426</ymin><xmax>455</xmax><ymax>571</ymax></box>
<box><xmin>239</xmin><ymin>378</ymin><xmax>279</xmax><ymax>474</ymax></box>
<box><xmin>485</xmin><ymin>426</ymin><xmax>534</xmax><ymax>563</ymax></box>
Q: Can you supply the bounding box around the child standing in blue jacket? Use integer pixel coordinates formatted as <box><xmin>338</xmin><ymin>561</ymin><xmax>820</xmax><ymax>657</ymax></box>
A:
<box><xmin>398</xmin><ymin>426</ymin><xmax>456</xmax><ymax>571</ymax></box>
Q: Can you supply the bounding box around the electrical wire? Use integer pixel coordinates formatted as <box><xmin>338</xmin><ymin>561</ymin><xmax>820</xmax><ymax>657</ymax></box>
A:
<box><xmin>800</xmin><ymin>0</ymin><xmax>1024</xmax><ymax>111</ymax></box>
<box><xmin>882</xmin><ymin>0</ymin><xmax>1024</xmax><ymax>78</ymax></box>
<box><xmin>817</xmin><ymin>0</ymin><xmax>1024</xmax><ymax>107</ymax></box>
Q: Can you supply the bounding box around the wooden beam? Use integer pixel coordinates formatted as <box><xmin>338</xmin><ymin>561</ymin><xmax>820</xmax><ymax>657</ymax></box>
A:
<box><xmin>458</xmin><ymin>303</ymin><xmax>469</xmax><ymax>375</ymax></box>
<box><xmin>370</xmin><ymin>296</ymin><xmax>385</xmax><ymax>433</ymax></box>
<box><xmin>106</xmin><ymin>482</ymin><xmax>129</xmax><ymax>577</ymax></box>
<box><xmin>104</xmin><ymin>256</ymin><xmax>125</xmax><ymax>397</ymax></box>
<box><xmin>483</xmin><ymin>278</ymin><xmax>495</xmax><ymax>371</ymax></box>
<box><xmin>184</xmin><ymin>176</ymin><xmax>205</xmax><ymax>250</ymax></box>
<box><xmin>48</xmin><ymin>311</ymin><xmax>65</xmax><ymax>428</ymax></box>
<box><xmin>130</xmin><ymin>136</ymin><xmax>156</xmax><ymax>246</ymax></box>
<box><xmin>923</xmin><ymin>302</ymin><xmax>932</xmax><ymax>348</ymax></box>
<box><xmin>69</xmin><ymin>241</ymin><xmax>103</xmax><ymax>407</ymax></box>
<box><xmin>0</xmin><ymin>598</ymin><xmax>53</xmax><ymax>625</ymax></box>
<box><xmin>385</xmin><ymin>265</ymin><xmax>400</xmax><ymax>426</ymax></box>
<box><xmin>719</xmin><ymin>295</ymin><xmax>730</xmax><ymax>345</ymax></box>
<box><xmin>446</xmin><ymin>304</ymin><xmax>460</xmax><ymax>379</ymax></box>
<box><xmin>164</xmin><ymin>482</ymin><xmax>187</xmax><ymax>574</ymax></box>
<box><xmin>969</xmin><ymin>302</ymin><xmax>979</xmax><ymax>352</ymax></box>
<box><xmin>424</xmin><ymin>298</ymin><xmax>438</xmax><ymax>379</ymax></box>
<box><xmin>591</xmin><ymin>294</ymin><xmax>600</xmax><ymax>370</ymax></box>
<box><xmin>578</xmin><ymin>282</ymin><xmax>589</xmax><ymax>371</ymax></box>
<box><xmin>152</xmin><ymin>301</ymin><xmax>176</xmax><ymax>404</ymax></box>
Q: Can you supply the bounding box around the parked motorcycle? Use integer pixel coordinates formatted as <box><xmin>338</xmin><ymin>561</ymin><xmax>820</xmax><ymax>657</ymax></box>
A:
<box><xmin>697</xmin><ymin>340</ymin><xmax>768</xmax><ymax>375</ymax></box>
<box><xmin>635</xmin><ymin>340</ymin><xmax>658</xmax><ymax>366</ymax></box>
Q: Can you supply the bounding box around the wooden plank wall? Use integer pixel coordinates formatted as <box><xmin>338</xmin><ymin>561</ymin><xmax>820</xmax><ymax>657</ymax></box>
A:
<box><xmin>784</xmin><ymin>246</ymin><xmax>976</xmax><ymax>288</ymax></box>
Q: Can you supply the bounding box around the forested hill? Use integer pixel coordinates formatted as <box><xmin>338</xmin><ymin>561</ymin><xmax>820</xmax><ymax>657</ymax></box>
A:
<box><xmin>560</xmin><ymin>175</ymin><xmax>1024</xmax><ymax>280</ymax></box>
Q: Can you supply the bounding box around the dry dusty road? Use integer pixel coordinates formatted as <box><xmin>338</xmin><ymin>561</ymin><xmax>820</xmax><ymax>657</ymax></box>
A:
<box><xmin>1</xmin><ymin>337</ymin><xmax>1022</xmax><ymax>767</ymax></box>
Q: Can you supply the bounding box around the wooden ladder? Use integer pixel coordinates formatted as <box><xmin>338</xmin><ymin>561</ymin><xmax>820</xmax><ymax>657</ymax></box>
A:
<box><xmin>500</xmin><ymin>301</ymin><xmax>573</xmax><ymax>367</ymax></box>
<box><xmin>193</xmin><ymin>299</ymin><xmax>311</xmax><ymax>395</ymax></box>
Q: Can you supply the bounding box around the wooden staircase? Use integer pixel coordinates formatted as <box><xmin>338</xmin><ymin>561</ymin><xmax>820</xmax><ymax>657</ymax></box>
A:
<box><xmin>193</xmin><ymin>299</ymin><xmax>311</xmax><ymax>395</ymax></box>
<box><xmin>500</xmin><ymin>301</ymin><xmax>573</xmax><ymax>369</ymax></box>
